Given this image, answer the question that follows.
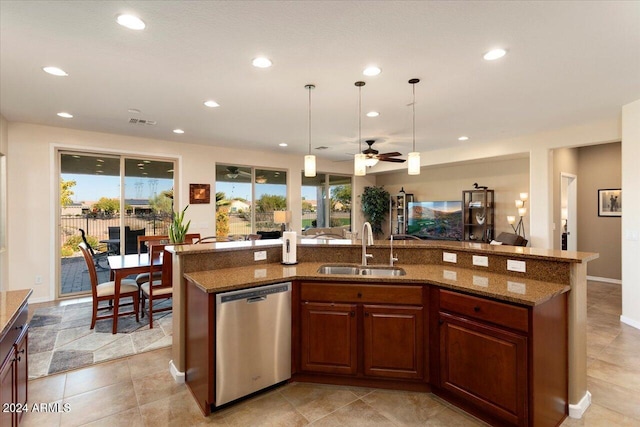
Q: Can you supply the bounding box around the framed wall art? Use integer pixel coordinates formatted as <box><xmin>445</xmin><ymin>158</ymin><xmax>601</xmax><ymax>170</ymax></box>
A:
<box><xmin>190</xmin><ymin>184</ymin><xmax>210</xmax><ymax>204</ymax></box>
<box><xmin>598</xmin><ymin>188</ymin><xmax>621</xmax><ymax>217</ymax></box>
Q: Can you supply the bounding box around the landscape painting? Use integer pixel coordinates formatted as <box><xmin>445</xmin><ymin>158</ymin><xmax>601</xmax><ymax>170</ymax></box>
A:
<box><xmin>407</xmin><ymin>201</ymin><xmax>463</xmax><ymax>240</ymax></box>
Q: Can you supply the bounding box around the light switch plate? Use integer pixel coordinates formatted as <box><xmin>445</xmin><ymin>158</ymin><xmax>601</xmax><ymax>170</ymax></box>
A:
<box><xmin>508</xmin><ymin>281</ymin><xmax>527</xmax><ymax>294</ymax></box>
<box><xmin>254</xmin><ymin>251</ymin><xmax>267</xmax><ymax>261</ymax></box>
<box><xmin>443</xmin><ymin>252</ymin><xmax>457</xmax><ymax>263</ymax></box>
<box><xmin>472</xmin><ymin>255</ymin><xmax>489</xmax><ymax>267</ymax></box>
<box><xmin>507</xmin><ymin>259</ymin><xmax>526</xmax><ymax>273</ymax></box>
<box><xmin>473</xmin><ymin>275</ymin><xmax>489</xmax><ymax>287</ymax></box>
<box><xmin>443</xmin><ymin>270</ymin><xmax>457</xmax><ymax>281</ymax></box>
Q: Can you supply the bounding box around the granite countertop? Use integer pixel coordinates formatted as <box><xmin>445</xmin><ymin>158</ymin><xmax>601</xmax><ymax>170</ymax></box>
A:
<box><xmin>184</xmin><ymin>262</ymin><xmax>569</xmax><ymax>306</ymax></box>
<box><xmin>171</xmin><ymin>238</ymin><xmax>598</xmax><ymax>263</ymax></box>
<box><xmin>0</xmin><ymin>289</ymin><xmax>32</xmax><ymax>340</ymax></box>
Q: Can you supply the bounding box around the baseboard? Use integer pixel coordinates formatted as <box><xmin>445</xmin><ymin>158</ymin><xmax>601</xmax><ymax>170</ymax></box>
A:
<box><xmin>587</xmin><ymin>275</ymin><xmax>622</xmax><ymax>285</ymax></box>
<box><xmin>568</xmin><ymin>390</ymin><xmax>591</xmax><ymax>419</ymax></box>
<box><xmin>28</xmin><ymin>295</ymin><xmax>53</xmax><ymax>304</ymax></box>
<box><xmin>169</xmin><ymin>360</ymin><xmax>185</xmax><ymax>384</ymax></box>
<box><xmin>620</xmin><ymin>315</ymin><xmax>640</xmax><ymax>330</ymax></box>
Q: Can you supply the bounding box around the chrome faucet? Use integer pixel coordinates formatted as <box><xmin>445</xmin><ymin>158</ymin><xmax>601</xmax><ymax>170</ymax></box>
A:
<box><xmin>389</xmin><ymin>234</ymin><xmax>398</xmax><ymax>266</ymax></box>
<box><xmin>361</xmin><ymin>221</ymin><xmax>374</xmax><ymax>266</ymax></box>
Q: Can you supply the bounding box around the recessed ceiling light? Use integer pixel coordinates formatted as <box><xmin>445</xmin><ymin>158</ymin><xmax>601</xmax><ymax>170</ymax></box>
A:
<box><xmin>167</xmin><ymin>169</ymin><xmax>174</xmax><ymax>173</ymax></box>
<box><xmin>483</xmin><ymin>48</ymin><xmax>507</xmax><ymax>61</ymax></box>
<box><xmin>173</xmin><ymin>129</ymin><xmax>185</xmax><ymax>134</ymax></box>
<box><xmin>252</xmin><ymin>57</ymin><xmax>272</xmax><ymax>68</ymax></box>
<box><xmin>137</xmin><ymin>163</ymin><xmax>144</xmax><ymax>166</ymax></box>
<box><xmin>204</xmin><ymin>100</ymin><xmax>220</xmax><ymax>108</ymax></box>
<box><xmin>142</xmin><ymin>172</ymin><xmax>148</xmax><ymax>175</ymax></box>
<box><xmin>128</xmin><ymin>108</ymin><xmax>141</xmax><ymax>114</ymax></box>
<box><xmin>116</xmin><ymin>14</ymin><xmax>146</xmax><ymax>30</ymax></box>
<box><xmin>143</xmin><ymin>160</ymin><xmax>151</xmax><ymax>163</ymax></box>
<box><xmin>363</xmin><ymin>66</ymin><xmax>381</xmax><ymax>76</ymax></box>
<box><xmin>366</xmin><ymin>111</ymin><xmax>380</xmax><ymax>117</ymax></box>
<box><xmin>96</xmin><ymin>170</ymin><xmax>103</xmax><ymax>174</ymax></box>
<box><xmin>43</xmin><ymin>66</ymin><xmax>68</xmax><ymax>76</ymax></box>
<box><xmin>279</xmin><ymin>143</ymin><xmax>288</xmax><ymax>147</ymax></box>
<box><xmin>458</xmin><ymin>136</ymin><xmax>469</xmax><ymax>141</ymax></box>
<box><xmin>57</xmin><ymin>112</ymin><xmax>73</xmax><ymax>118</ymax></box>
<box><xmin>96</xmin><ymin>159</ymin><xmax>104</xmax><ymax>162</ymax></box>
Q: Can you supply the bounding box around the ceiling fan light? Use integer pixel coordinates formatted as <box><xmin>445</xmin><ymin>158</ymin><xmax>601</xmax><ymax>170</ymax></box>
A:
<box><xmin>354</xmin><ymin>153</ymin><xmax>367</xmax><ymax>176</ymax></box>
<box><xmin>408</xmin><ymin>152</ymin><xmax>420</xmax><ymax>175</ymax></box>
<box><xmin>364</xmin><ymin>157</ymin><xmax>379</xmax><ymax>167</ymax></box>
<box><xmin>304</xmin><ymin>154</ymin><xmax>316</xmax><ymax>177</ymax></box>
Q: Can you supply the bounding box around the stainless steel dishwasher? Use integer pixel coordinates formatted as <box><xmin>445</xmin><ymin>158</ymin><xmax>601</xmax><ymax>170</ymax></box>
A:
<box><xmin>215</xmin><ymin>282</ymin><xmax>291</xmax><ymax>407</ymax></box>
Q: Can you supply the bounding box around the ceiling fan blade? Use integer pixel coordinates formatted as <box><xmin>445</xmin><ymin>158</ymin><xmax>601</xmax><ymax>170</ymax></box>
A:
<box><xmin>378</xmin><ymin>152</ymin><xmax>402</xmax><ymax>158</ymax></box>
<box><xmin>379</xmin><ymin>157</ymin><xmax>406</xmax><ymax>163</ymax></box>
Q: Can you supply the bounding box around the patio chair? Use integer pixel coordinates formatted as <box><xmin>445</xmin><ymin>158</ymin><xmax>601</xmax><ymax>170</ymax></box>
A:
<box><xmin>79</xmin><ymin>228</ymin><xmax>110</xmax><ymax>270</ymax></box>
<box><xmin>78</xmin><ymin>242</ymin><xmax>139</xmax><ymax>330</ymax></box>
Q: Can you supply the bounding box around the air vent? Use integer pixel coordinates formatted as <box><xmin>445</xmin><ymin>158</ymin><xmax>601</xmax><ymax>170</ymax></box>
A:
<box><xmin>315</xmin><ymin>146</ymin><xmax>329</xmax><ymax>150</ymax></box>
<box><xmin>128</xmin><ymin>118</ymin><xmax>156</xmax><ymax>125</ymax></box>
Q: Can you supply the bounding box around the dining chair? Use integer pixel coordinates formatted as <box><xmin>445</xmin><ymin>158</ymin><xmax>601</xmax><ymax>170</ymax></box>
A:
<box><xmin>246</xmin><ymin>234</ymin><xmax>262</xmax><ymax>241</ymax></box>
<box><xmin>135</xmin><ymin>234</ymin><xmax>200</xmax><ymax>285</ymax></box>
<box><xmin>140</xmin><ymin>243</ymin><xmax>173</xmax><ymax>328</ymax></box>
<box><xmin>78</xmin><ymin>242</ymin><xmax>139</xmax><ymax>331</ymax></box>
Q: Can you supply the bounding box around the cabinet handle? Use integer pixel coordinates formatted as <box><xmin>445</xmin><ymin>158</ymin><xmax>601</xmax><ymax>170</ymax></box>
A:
<box><xmin>474</xmin><ymin>306</ymin><xmax>481</xmax><ymax>312</ymax></box>
<box><xmin>350</xmin><ymin>311</ymin><xmax>355</xmax><ymax>317</ymax></box>
<box><xmin>364</xmin><ymin>312</ymin><xmax>369</xmax><ymax>317</ymax></box>
<box><xmin>17</xmin><ymin>356</ymin><xmax>22</xmax><ymax>362</ymax></box>
<box><xmin>15</xmin><ymin>324</ymin><xmax>24</xmax><ymax>330</ymax></box>
<box><xmin>18</xmin><ymin>349</ymin><xmax>25</xmax><ymax>355</ymax></box>
<box><xmin>438</xmin><ymin>319</ymin><xmax>444</xmax><ymax>325</ymax></box>
<box><xmin>357</xmin><ymin>292</ymin><xmax>362</xmax><ymax>298</ymax></box>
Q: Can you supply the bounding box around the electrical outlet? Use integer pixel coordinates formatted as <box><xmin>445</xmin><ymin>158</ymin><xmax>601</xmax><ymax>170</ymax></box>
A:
<box><xmin>472</xmin><ymin>255</ymin><xmax>488</xmax><ymax>267</ymax></box>
<box><xmin>254</xmin><ymin>251</ymin><xmax>267</xmax><ymax>261</ymax></box>
<box><xmin>508</xmin><ymin>281</ymin><xmax>527</xmax><ymax>294</ymax></box>
<box><xmin>443</xmin><ymin>252</ymin><xmax>457</xmax><ymax>263</ymax></box>
<box><xmin>35</xmin><ymin>275</ymin><xmax>43</xmax><ymax>285</ymax></box>
<box><xmin>443</xmin><ymin>270</ymin><xmax>457</xmax><ymax>281</ymax></box>
<box><xmin>507</xmin><ymin>259</ymin><xmax>526</xmax><ymax>273</ymax></box>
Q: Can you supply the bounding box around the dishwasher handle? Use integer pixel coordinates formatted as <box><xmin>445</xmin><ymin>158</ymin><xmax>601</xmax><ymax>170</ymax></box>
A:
<box><xmin>246</xmin><ymin>296</ymin><xmax>267</xmax><ymax>303</ymax></box>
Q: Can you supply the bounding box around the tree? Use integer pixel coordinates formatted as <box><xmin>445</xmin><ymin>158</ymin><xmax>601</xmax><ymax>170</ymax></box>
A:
<box><xmin>149</xmin><ymin>193</ymin><xmax>173</xmax><ymax>215</ymax></box>
<box><xmin>60</xmin><ymin>179</ymin><xmax>76</xmax><ymax>207</ymax></box>
<box><xmin>92</xmin><ymin>197</ymin><xmax>120</xmax><ymax>214</ymax></box>
<box><xmin>331</xmin><ymin>185</ymin><xmax>352</xmax><ymax>212</ymax></box>
<box><xmin>255</xmin><ymin>194</ymin><xmax>287</xmax><ymax>212</ymax></box>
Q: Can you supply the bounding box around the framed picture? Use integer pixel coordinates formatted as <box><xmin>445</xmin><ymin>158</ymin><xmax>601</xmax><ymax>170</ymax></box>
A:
<box><xmin>189</xmin><ymin>184</ymin><xmax>210</xmax><ymax>204</ymax></box>
<box><xmin>598</xmin><ymin>189</ymin><xmax>621</xmax><ymax>217</ymax></box>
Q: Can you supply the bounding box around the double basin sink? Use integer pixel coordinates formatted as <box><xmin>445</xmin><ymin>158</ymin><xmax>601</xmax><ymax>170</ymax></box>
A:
<box><xmin>317</xmin><ymin>264</ymin><xmax>406</xmax><ymax>277</ymax></box>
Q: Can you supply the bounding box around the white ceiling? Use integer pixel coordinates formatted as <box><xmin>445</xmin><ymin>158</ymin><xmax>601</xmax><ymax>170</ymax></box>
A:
<box><xmin>1</xmin><ymin>1</ymin><xmax>639</xmax><ymax>166</ymax></box>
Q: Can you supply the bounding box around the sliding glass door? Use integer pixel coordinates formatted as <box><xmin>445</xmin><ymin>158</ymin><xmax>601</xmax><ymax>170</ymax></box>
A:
<box><xmin>58</xmin><ymin>151</ymin><xmax>174</xmax><ymax>297</ymax></box>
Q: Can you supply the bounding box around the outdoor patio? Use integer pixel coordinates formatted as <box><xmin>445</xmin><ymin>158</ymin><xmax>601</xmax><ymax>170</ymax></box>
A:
<box><xmin>61</xmin><ymin>256</ymin><xmax>111</xmax><ymax>295</ymax></box>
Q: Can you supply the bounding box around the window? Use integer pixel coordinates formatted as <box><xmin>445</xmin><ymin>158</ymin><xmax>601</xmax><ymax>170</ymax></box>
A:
<box><xmin>302</xmin><ymin>173</ymin><xmax>352</xmax><ymax>230</ymax></box>
<box><xmin>216</xmin><ymin>164</ymin><xmax>287</xmax><ymax>239</ymax></box>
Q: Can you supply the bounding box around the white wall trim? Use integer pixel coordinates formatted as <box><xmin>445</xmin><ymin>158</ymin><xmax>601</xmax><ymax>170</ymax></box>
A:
<box><xmin>568</xmin><ymin>390</ymin><xmax>591</xmax><ymax>418</ymax></box>
<box><xmin>621</xmin><ymin>315</ymin><xmax>640</xmax><ymax>330</ymax></box>
<box><xmin>169</xmin><ymin>360</ymin><xmax>185</xmax><ymax>384</ymax></box>
<box><xmin>587</xmin><ymin>275</ymin><xmax>622</xmax><ymax>285</ymax></box>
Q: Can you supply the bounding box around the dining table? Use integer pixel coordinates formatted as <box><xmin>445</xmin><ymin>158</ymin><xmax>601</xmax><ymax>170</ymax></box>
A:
<box><xmin>107</xmin><ymin>252</ymin><xmax>163</xmax><ymax>334</ymax></box>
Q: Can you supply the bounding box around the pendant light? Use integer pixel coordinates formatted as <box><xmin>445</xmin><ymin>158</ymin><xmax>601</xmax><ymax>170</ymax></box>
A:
<box><xmin>354</xmin><ymin>81</ymin><xmax>367</xmax><ymax>176</ymax></box>
<box><xmin>304</xmin><ymin>84</ymin><xmax>316</xmax><ymax>177</ymax></box>
<box><xmin>408</xmin><ymin>78</ymin><xmax>421</xmax><ymax>175</ymax></box>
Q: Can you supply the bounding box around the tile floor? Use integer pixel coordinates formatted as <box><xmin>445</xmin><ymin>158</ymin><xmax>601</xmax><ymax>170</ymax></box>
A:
<box><xmin>22</xmin><ymin>281</ymin><xmax>640</xmax><ymax>427</ymax></box>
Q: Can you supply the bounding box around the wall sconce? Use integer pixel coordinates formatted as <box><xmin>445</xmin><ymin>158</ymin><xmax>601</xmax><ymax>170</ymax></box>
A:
<box><xmin>509</xmin><ymin>193</ymin><xmax>528</xmax><ymax>239</ymax></box>
<box><xmin>274</xmin><ymin>210</ymin><xmax>291</xmax><ymax>233</ymax></box>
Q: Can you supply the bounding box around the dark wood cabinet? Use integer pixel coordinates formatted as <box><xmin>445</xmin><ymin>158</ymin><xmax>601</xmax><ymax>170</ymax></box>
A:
<box><xmin>431</xmin><ymin>288</ymin><xmax>567</xmax><ymax>427</ymax></box>
<box><xmin>0</xmin><ymin>303</ymin><xmax>28</xmax><ymax>427</ymax></box>
<box><xmin>363</xmin><ymin>304</ymin><xmax>423</xmax><ymax>379</ymax></box>
<box><xmin>298</xmin><ymin>282</ymin><xmax>426</xmax><ymax>383</ymax></box>
<box><xmin>300</xmin><ymin>302</ymin><xmax>357</xmax><ymax>375</ymax></box>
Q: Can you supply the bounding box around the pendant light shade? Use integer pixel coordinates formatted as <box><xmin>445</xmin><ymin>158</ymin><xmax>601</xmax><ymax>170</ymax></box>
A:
<box><xmin>354</xmin><ymin>81</ymin><xmax>366</xmax><ymax>176</ymax></box>
<box><xmin>304</xmin><ymin>84</ymin><xmax>316</xmax><ymax>177</ymax></box>
<box><xmin>408</xmin><ymin>78</ymin><xmax>421</xmax><ymax>175</ymax></box>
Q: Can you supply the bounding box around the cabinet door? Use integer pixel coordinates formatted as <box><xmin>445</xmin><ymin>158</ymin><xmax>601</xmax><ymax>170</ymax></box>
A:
<box><xmin>363</xmin><ymin>305</ymin><xmax>423</xmax><ymax>379</ymax></box>
<box><xmin>0</xmin><ymin>354</ymin><xmax>15</xmax><ymax>427</ymax></box>
<box><xmin>301</xmin><ymin>302</ymin><xmax>357</xmax><ymax>375</ymax></box>
<box><xmin>15</xmin><ymin>333</ymin><xmax>27</xmax><ymax>411</ymax></box>
<box><xmin>439</xmin><ymin>312</ymin><xmax>527</xmax><ymax>426</ymax></box>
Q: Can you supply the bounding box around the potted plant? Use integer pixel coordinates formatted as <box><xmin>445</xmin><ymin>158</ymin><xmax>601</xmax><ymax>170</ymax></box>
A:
<box><xmin>360</xmin><ymin>186</ymin><xmax>390</xmax><ymax>237</ymax></box>
<box><xmin>169</xmin><ymin>205</ymin><xmax>191</xmax><ymax>243</ymax></box>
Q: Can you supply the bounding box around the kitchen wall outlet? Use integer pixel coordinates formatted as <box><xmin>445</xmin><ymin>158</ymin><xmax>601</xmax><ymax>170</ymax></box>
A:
<box><xmin>443</xmin><ymin>252</ymin><xmax>457</xmax><ymax>263</ymax></box>
<box><xmin>472</xmin><ymin>255</ymin><xmax>489</xmax><ymax>267</ymax></box>
<box><xmin>507</xmin><ymin>259</ymin><xmax>526</xmax><ymax>273</ymax></box>
<box><xmin>443</xmin><ymin>270</ymin><xmax>457</xmax><ymax>281</ymax></box>
<box><xmin>35</xmin><ymin>275</ymin><xmax>43</xmax><ymax>285</ymax></box>
<box><xmin>254</xmin><ymin>251</ymin><xmax>267</xmax><ymax>261</ymax></box>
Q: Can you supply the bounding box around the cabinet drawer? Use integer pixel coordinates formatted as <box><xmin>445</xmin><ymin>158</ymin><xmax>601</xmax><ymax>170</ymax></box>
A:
<box><xmin>439</xmin><ymin>289</ymin><xmax>528</xmax><ymax>333</ymax></box>
<box><xmin>301</xmin><ymin>282</ymin><xmax>422</xmax><ymax>305</ymax></box>
<box><xmin>0</xmin><ymin>304</ymin><xmax>28</xmax><ymax>363</ymax></box>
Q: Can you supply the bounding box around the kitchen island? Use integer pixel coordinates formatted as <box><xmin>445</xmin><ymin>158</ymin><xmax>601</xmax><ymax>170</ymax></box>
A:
<box><xmin>168</xmin><ymin>238</ymin><xmax>597</xmax><ymax>426</ymax></box>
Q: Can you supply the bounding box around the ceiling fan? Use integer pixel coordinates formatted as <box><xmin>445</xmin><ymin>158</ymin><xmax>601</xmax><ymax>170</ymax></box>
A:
<box><xmin>361</xmin><ymin>140</ymin><xmax>406</xmax><ymax>166</ymax></box>
<box><xmin>225</xmin><ymin>166</ymin><xmax>251</xmax><ymax>179</ymax></box>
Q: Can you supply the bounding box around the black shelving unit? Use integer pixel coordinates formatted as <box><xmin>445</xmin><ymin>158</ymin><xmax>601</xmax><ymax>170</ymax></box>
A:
<box><xmin>462</xmin><ymin>189</ymin><xmax>494</xmax><ymax>242</ymax></box>
<box><xmin>390</xmin><ymin>189</ymin><xmax>414</xmax><ymax>235</ymax></box>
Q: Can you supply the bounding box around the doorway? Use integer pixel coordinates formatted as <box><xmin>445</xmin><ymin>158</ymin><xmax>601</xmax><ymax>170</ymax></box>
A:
<box><xmin>58</xmin><ymin>151</ymin><xmax>175</xmax><ymax>298</ymax></box>
<box><xmin>560</xmin><ymin>173</ymin><xmax>577</xmax><ymax>251</ymax></box>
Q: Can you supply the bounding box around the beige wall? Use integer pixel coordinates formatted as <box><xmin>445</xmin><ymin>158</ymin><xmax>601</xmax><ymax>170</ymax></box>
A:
<box><xmin>552</xmin><ymin>148</ymin><xmax>579</xmax><ymax>249</ymax></box>
<box><xmin>577</xmin><ymin>142</ymin><xmax>621</xmax><ymax>280</ymax></box>
<box><xmin>0</xmin><ymin>115</ymin><xmax>7</xmax><ymax>291</ymax></box>
<box><xmin>376</xmin><ymin>156</ymin><xmax>530</xmax><ymax>240</ymax></box>
<box><xmin>5</xmin><ymin>122</ymin><xmax>353</xmax><ymax>301</ymax></box>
